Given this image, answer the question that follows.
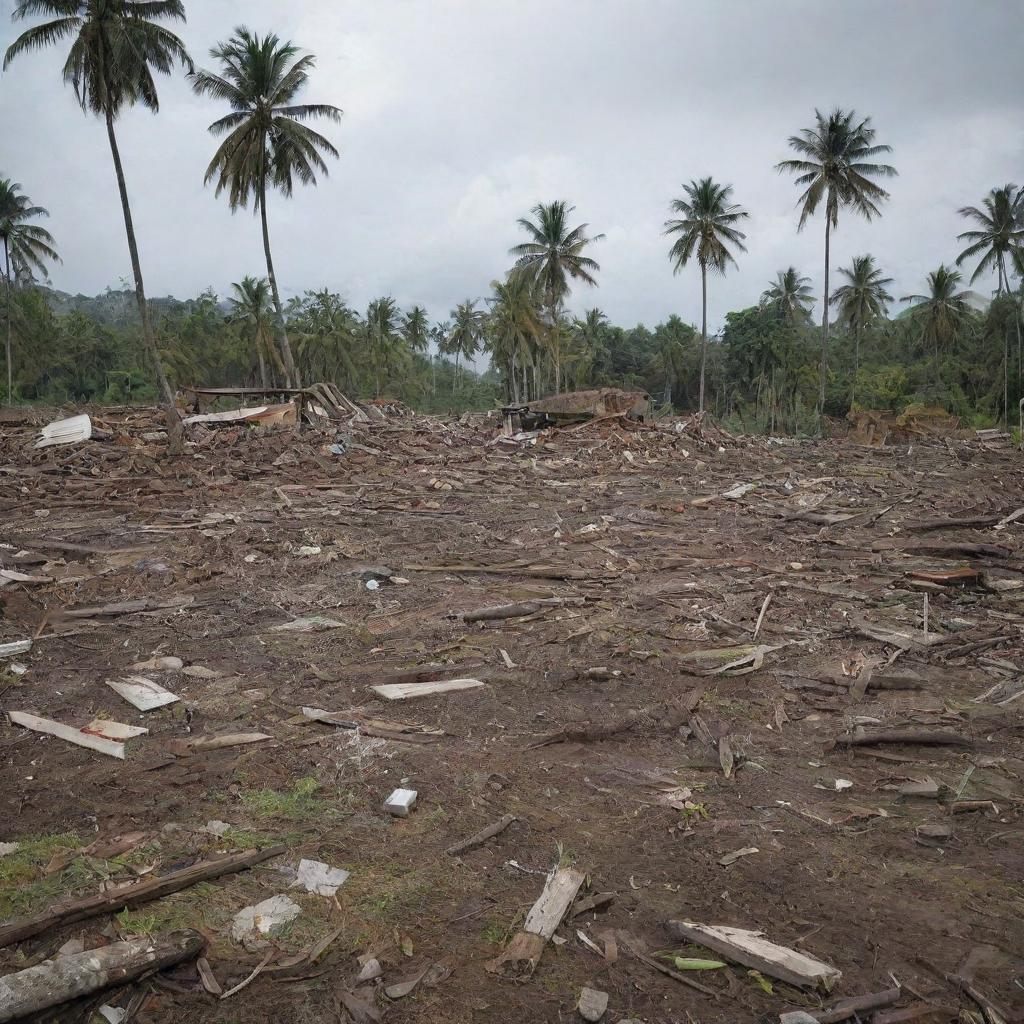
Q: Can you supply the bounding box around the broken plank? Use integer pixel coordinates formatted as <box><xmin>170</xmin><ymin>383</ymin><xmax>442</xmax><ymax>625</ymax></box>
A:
<box><xmin>106</xmin><ymin>675</ymin><xmax>179</xmax><ymax>711</ymax></box>
<box><xmin>0</xmin><ymin>845</ymin><xmax>285</xmax><ymax>948</ymax></box>
<box><xmin>370</xmin><ymin>678</ymin><xmax>484</xmax><ymax>701</ymax></box>
<box><xmin>0</xmin><ymin>931</ymin><xmax>205</xmax><ymax>1022</ymax></box>
<box><xmin>486</xmin><ymin>867</ymin><xmax>585</xmax><ymax>977</ymax></box>
<box><xmin>461</xmin><ymin>598</ymin><xmax>585</xmax><ymax>622</ymax></box>
<box><xmin>8</xmin><ymin>712</ymin><xmax>125</xmax><ymax>759</ymax></box>
<box><xmin>816</xmin><ymin>985</ymin><xmax>902</xmax><ymax>1023</ymax></box>
<box><xmin>446</xmin><ymin>814</ymin><xmax>516</xmax><ymax>856</ymax></box>
<box><xmin>666</xmin><ymin>919</ymin><xmax>841</xmax><ymax>991</ymax></box>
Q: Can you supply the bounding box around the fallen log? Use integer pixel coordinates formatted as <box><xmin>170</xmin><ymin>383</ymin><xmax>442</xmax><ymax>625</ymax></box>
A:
<box><xmin>527</xmin><ymin>694</ymin><xmax>700</xmax><ymax>749</ymax></box>
<box><xmin>0</xmin><ymin>845</ymin><xmax>285</xmax><ymax>948</ymax></box>
<box><xmin>871</xmin><ymin>539</ymin><xmax>1012</xmax><ymax>559</ymax></box>
<box><xmin>902</xmin><ymin>515</ymin><xmax>1002</xmax><ymax>532</ymax></box>
<box><xmin>460</xmin><ymin>597</ymin><xmax>585</xmax><ymax>622</ymax></box>
<box><xmin>816</xmin><ymin>985</ymin><xmax>902</xmax><ymax>1023</ymax></box>
<box><xmin>0</xmin><ymin>931</ymin><xmax>204</xmax><ymax>1022</ymax></box>
<box><xmin>446</xmin><ymin>814</ymin><xmax>516</xmax><ymax>856</ymax></box>
<box><xmin>836</xmin><ymin>728</ymin><xmax>972</xmax><ymax>749</ymax></box>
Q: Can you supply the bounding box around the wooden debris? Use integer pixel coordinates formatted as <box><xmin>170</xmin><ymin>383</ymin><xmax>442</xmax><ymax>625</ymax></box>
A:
<box><xmin>836</xmin><ymin>727</ymin><xmax>972</xmax><ymax>748</ymax></box>
<box><xmin>906</xmin><ymin>567</ymin><xmax>984</xmax><ymax>587</ymax></box>
<box><xmin>0</xmin><ymin>845</ymin><xmax>285</xmax><ymax>948</ymax></box>
<box><xmin>0</xmin><ymin>639</ymin><xmax>32</xmax><ymax>658</ymax></box>
<box><xmin>666</xmin><ymin>920</ymin><xmax>841</xmax><ymax>991</ymax></box>
<box><xmin>816</xmin><ymin>985</ymin><xmax>901</xmax><ymax>1022</ymax></box>
<box><xmin>446</xmin><ymin>814</ymin><xmax>516</xmax><ymax>856</ymax></box>
<box><xmin>486</xmin><ymin>867</ymin><xmax>585</xmax><ymax>977</ymax></box>
<box><xmin>82</xmin><ymin>719</ymin><xmax>148</xmax><ymax>741</ymax></box>
<box><xmin>0</xmin><ymin>931</ymin><xmax>203</xmax><ymax>1022</ymax></box>
<box><xmin>718</xmin><ymin>846</ymin><xmax>758</xmax><ymax>867</ymax></box>
<box><xmin>461</xmin><ymin>597</ymin><xmax>585</xmax><ymax>622</ymax></box>
<box><xmin>371</xmin><ymin>678</ymin><xmax>484</xmax><ymax>701</ymax></box>
<box><xmin>171</xmin><ymin>732</ymin><xmax>272</xmax><ymax>752</ymax></box>
<box><xmin>106</xmin><ymin>675</ymin><xmax>180</xmax><ymax>711</ymax></box>
<box><xmin>619</xmin><ymin>934</ymin><xmax>718</xmax><ymax>997</ymax></box>
<box><xmin>8</xmin><ymin>711</ymin><xmax>126</xmax><ymax>759</ymax></box>
<box><xmin>302</xmin><ymin>706</ymin><xmax>440</xmax><ymax>744</ymax></box>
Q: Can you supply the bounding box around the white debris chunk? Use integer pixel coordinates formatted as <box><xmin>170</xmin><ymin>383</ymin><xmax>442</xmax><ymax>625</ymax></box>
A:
<box><xmin>292</xmin><ymin>858</ymin><xmax>350</xmax><ymax>897</ymax></box>
<box><xmin>230</xmin><ymin>895</ymin><xmax>301</xmax><ymax>943</ymax></box>
<box><xmin>35</xmin><ymin>413</ymin><xmax>92</xmax><ymax>448</ymax></box>
<box><xmin>384</xmin><ymin>788</ymin><xmax>418</xmax><ymax>817</ymax></box>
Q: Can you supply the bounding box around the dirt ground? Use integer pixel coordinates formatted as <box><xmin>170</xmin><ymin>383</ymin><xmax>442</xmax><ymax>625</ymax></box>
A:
<box><xmin>1</xmin><ymin>407</ymin><xmax>1023</xmax><ymax>1024</ymax></box>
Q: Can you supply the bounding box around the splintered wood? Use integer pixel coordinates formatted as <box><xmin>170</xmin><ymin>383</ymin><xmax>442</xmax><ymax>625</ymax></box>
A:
<box><xmin>487</xmin><ymin>867</ymin><xmax>585</xmax><ymax>977</ymax></box>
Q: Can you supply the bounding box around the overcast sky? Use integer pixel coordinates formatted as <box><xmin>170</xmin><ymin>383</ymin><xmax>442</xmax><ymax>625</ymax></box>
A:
<box><xmin>1</xmin><ymin>0</ymin><xmax>1021</xmax><ymax>334</ymax></box>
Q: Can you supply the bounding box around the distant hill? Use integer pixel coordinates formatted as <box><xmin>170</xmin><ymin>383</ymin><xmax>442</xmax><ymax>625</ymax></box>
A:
<box><xmin>40</xmin><ymin>287</ymin><xmax>230</xmax><ymax>326</ymax></box>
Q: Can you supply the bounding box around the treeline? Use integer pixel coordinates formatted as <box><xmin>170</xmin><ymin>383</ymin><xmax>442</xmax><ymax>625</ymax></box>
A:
<box><xmin>5</xmin><ymin>277</ymin><xmax>1017</xmax><ymax>431</ymax></box>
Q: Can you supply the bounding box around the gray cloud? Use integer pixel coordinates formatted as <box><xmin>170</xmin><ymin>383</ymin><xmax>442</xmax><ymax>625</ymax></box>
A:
<box><xmin>1</xmin><ymin>0</ymin><xmax>1021</xmax><ymax>333</ymax></box>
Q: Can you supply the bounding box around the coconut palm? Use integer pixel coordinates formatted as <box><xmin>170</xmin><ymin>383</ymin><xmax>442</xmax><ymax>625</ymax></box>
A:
<box><xmin>403</xmin><ymin>306</ymin><xmax>430</xmax><ymax>353</ymax></box>
<box><xmin>445</xmin><ymin>299</ymin><xmax>486</xmax><ymax>392</ymax></box>
<box><xmin>291</xmin><ymin>289</ymin><xmax>358</xmax><ymax>388</ymax></box>
<box><xmin>227</xmin><ymin>276</ymin><xmax>282</xmax><ymax>387</ymax></box>
<box><xmin>957</xmin><ymin>184</ymin><xmax>1024</xmax><ymax>400</ymax></box>
<box><xmin>4</xmin><ymin>0</ymin><xmax>192</xmax><ymax>444</ymax></box>
<box><xmin>192</xmin><ymin>27</ymin><xmax>343</xmax><ymax>389</ymax></box>
<box><xmin>901</xmin><ymin>265</ymin><xmax>975</xmax><ymax>387</ymax></box>
<box><xmin>777</xmin><ymin>108</ymin><xmax>896</xmax><ymax>412</ymax></box>
<box><xmin>829</xmin><ymin>255</ymin><xmax>893</xmax><ymax>404</ymax></box>
<box><xmin>761</xmin><ymin>267</ymin><xmax>814</xmax><ymax>326</ymax></box>
<box><xmin>664</xmin><ymin>177</ymin><xmax>749</xmax><ymax>413</ymax></box>
<box><xmin>0</xmin><ymin>179</ymin><xmax>60</xmax><ymax>403</ymax></box>
<box><xmin>364</xmin><ymin>296</ymin><xmax>402</xmax><ymax>397</ymax></box>
<box><xmin>487</xmin><ymin>275</ymin><xmax>541</xmax><ymax>403</ymax></box>
<box><xmin>510</xmin><ymin>200</ymin><xmax>603</xmax><ymax>393</ymax></box>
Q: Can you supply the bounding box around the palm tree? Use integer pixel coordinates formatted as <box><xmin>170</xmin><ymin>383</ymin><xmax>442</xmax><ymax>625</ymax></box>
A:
<box><xmin>403</xmin><ymin>306</ymin><xmax>430</xmax><ymax>353</ymax></box>
<box><xmin>830</xmin><ymin>255</ymin><xmax>893</xmax><ymax>405</ymax></box>
<box><xmin>900</xmin><ymin>265</ymin><xmax>975</xmax><ymax>388</ymax></box>
<box><xmin>228</xmin><ymin>276</ymin><xmax>281</xmax><ymax>387</ymax></box>
<box><xmin>957</xmin><ymin>184</ymin><xmax>1024</xmax><ymax>402</ymax></box>
<box><xmin>777</xmin><ymin>108</ymin><xmax>896</xmax><ymax>413</ymax></box>
<box><xmin>0</xmin><ymin>179</ymin><xmax>59</xmax><ymax>403</ymax></box>
<box><xmin>291</xmin><ymin>289</ymin><xmax>358</xmax><ymax>388</ymax></box>
<box><xmin>664</xmin><ymin>177</ymin><xmax>749</xmax><ymax>413</ymax></box>
<box><xmin>192</xmin><ymin>27</ymin><xmax>342</xmax><ymax>389</ymax></box>
<box><xmin>510</xmin><ymin>200</ymin><xmax>603</xmax><ymax>394</ymax></box>
<box><xmin>5</xmin><ymin>0</ymin><xmax>192</xmax><ymax>446</ymax></box>
<box><xmin>446</xmin><ymin>299</ymin><xmax>485</xmax><ymax>391</ymax></box>
<box><xmin>365</xmin><ymin>296</ymin><xmax>402</xmax><ymax>396</ymax></box>
<box><xmin>487</xmin><ymin>275</ymin><xmax>541</xmax><ymax>403</ymax></box>
<box><xmin>761</xmin><ymin>267</ymin><xmax>814</xmax><ymax>326</ymax></box>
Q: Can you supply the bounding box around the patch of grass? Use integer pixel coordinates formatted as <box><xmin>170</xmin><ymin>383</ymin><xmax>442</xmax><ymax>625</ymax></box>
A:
<box><xmin>482</xmin><ymin>919</ymin><xmax>510</xmax><ymax>945</ymax></box>
<box><xmin>0</xmin><ymin>831</ymin><xmax>96</xmax><ymax>919</ymax></box>
<box><xmin>241</xmin><ymin>777</ymin><xmax>329</xmax><ymax>821</ymax></box>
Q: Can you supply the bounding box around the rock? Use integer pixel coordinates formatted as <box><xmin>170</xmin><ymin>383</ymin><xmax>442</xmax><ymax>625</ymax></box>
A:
<box><xmin>230</xmin><ymin>895</ymin><xmax>301</xmax><ymax>943</ymax></box>
<box><xmin>357</xmin><ymin>957</ymin><xmax>383</xmax><ymax>982</ymax></box>
<box><xmin>292</xmin><ymin>858</ymin><xmax>350</xmax><ymax>897</ymax></box>
<box><xmin>0</xmin><ymin>842</ymin><xmax>20</xmax><ymax>857</ymax></box>
<box><xmin>204</xmin><ymin>820</ymin><xmax>232</xmax><ymax>836</ymax></box>
<box><xmin>130</xmin><ymin>655</ymin><xmax>184</xmax><ymax>672</ymax></box>
<box><xmin>780</xmin><ymin>1013</ymin><xmax>822</xmax><ymax>1024</ymax></box>
<box><xmin>577</xmin><ymin>986</ymin><xmax>608</xmax><ymax>1022</ymax></box>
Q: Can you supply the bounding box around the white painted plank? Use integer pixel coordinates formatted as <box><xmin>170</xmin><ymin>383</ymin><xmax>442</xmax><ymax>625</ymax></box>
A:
<box><xmin>82</xmin><ymin>719</ymin><xmax>149</xmax><ymax>741</ymax></box>
<box><xmin>370</xmin><ymin>678</ymin><xmax>484</xmax><ymax>701</ymax></box>
<box><xmin>9</xmin><ymin>712</ymin><xmax>125</xmax><ymax>759</ymax></box>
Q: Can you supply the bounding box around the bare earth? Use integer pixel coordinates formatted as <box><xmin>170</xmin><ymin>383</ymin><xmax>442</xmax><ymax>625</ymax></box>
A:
<box><xmin>1</xmin><ymin>408</ymin><xmax>1022</xmax><ymax>1023</ymax></box>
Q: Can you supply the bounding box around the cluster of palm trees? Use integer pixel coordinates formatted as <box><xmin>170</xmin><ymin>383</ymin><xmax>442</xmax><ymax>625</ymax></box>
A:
<box><xmin>2</xmin><ymin>3</ymin><xmax>1023</xmax><ymax>434</ymax></box>
<box><xmin>3</xmin><ymin>1</ymin><xmax>341</xmax><ymax>448</ymax></box>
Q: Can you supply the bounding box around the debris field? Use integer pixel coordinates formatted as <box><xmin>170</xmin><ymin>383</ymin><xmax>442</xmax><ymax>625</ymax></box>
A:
<box><xmin>1</xmin><ymin>406</ymin><xmax>1022</xmax><ymax>1023</ymax></box>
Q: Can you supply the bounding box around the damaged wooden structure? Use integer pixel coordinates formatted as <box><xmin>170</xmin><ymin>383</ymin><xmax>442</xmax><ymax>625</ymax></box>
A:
<box><xmin>501</xmin><ymin>387</ymin><xmax>651</xmax><ymax>432</ymax></box>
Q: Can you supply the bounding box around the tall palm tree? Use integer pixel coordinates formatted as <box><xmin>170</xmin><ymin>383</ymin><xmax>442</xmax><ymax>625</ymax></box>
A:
<box><xmin>364</xmin><ymin>296</ymin><xmax>402</xmax><ymax>396</ymax></box>
<box><xmin>487</xmin><ymin>275</ymin><xmax>541</xmax><ymax>403</ymax></box>
<box><xmin>192</xmin><ymin>27</ymin><xmax>342</xmax><ymax>389</ymax></box>
<box><xmin>446</xmin><ymin>299</ymin><xmax>485</xmax><ymax>392</ymax></box>
<box><xmin>227</xmin><ymin>276</ymin><xmax>281</xmax><ymax>387</ymax></box>
<box><xmin>510</xmin><ymin>200</ymin><xmax>603</xmax><ymax>394</ymax></box>
<box><xmin>0</xmin><ymin>179</ymin><xmax>59</xmax><ymax>403</ymax></box>
<box><xmin>760</xmin><ymin>267</ymin><xmax>814</xmax><ymax>326</ymax></box>
<box><xmin>829</xmin><ymin>255</ymin><xmax>893</xmax><ymax>405</ymax></box>
<box><xmin>777</xmin><ymin>108</ymin><xmax>896</xmax><ymax>413</ymax></box>
<box><xmin>901</xmin><ymin>265</ymin><xmax>974</xmax><ymax>388</ymax></box>
<box><xmin>664</xmin><ymin>177</ymin><xmax>749</xmax><ymax>413</ymax></box>
<box><xmin>957</xmin><ymin>184</ymin><xmax>1024</xmax><ymax>401</ymax></box>
<box><xmin>403</xmin><ymin>306</ymin><xmax>430</xmax><ymax>353</ymax></box>
<box><xmin>5</xmin><ymin>0</ymin><xmax>192</xmax><ymax>446</ymax></box>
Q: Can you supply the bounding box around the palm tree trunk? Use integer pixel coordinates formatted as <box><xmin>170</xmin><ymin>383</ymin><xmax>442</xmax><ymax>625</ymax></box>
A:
<box><xmin>998</xmin><ymin>258</ymin><xmax>1009</xmax><ymax>428</ymax></box>
<box><xmin>258</xmin><ymin>177</ymin><xmax>299</xmax><ymax>390</ymax></box>
<box><xmin>698</xmin><ymin>262</ymin><xmax>708</xmax><ymax>413</ymax></box>
<box><xmin>453</xmin><ymin>351</ymin><xmax>459</xmax><ymax>394</ymax></box>
<box><xmin>105</xmin><ymin>109</ymin><xmax>183</xmax><ymax>452</ymax></box>
<box><xmin>3</xmin><ymin>235</ymin><xmax>11</xmax><ymax>405</ymax></box>
<box><xmin>818</xmin><ymin>217</ymin><xmax>831</xmax><ymax>416</ymax></box>
<box><xmin>852</xmin><ymin>322</ymin><xmax>861</xmax><ymax>408</ymax></box>
<box><xmin>257</xmin><ymin>345</ymin><xmax>268</xmax><ymax>388</ymax></box>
